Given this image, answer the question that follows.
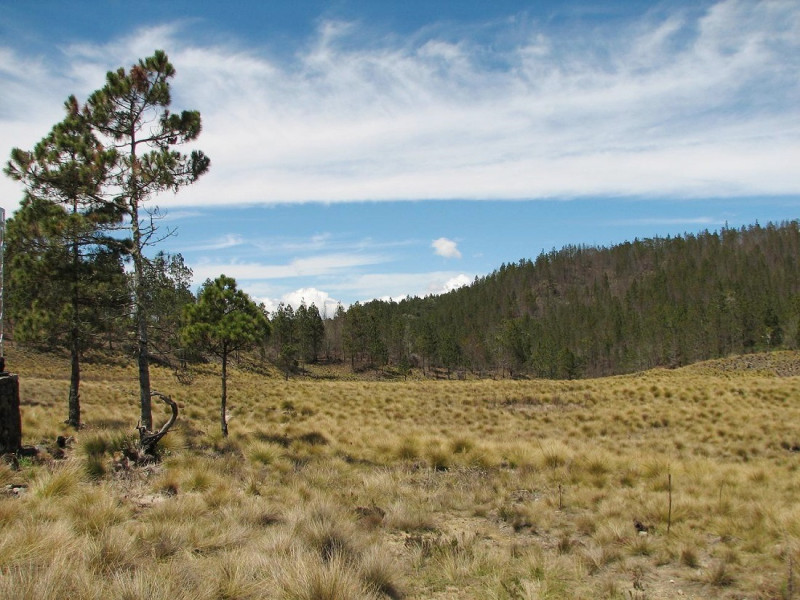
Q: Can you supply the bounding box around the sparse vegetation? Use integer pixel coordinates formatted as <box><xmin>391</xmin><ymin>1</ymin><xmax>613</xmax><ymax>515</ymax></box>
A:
<box><xmin>2</xmin><ymin>345</ymin><xmax>800</xmax><ymax>598</ymax></box>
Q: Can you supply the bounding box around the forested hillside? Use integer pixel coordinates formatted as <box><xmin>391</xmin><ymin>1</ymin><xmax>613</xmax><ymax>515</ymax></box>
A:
<box><xmin>326</xmin><ymin>221</ymin><xmax>800</xmax><ymax>378</ymax></box>
<box><xmin>6</xmin><ymin>206</ymin><xmax>800</xmax><ymax>381</ymax></box>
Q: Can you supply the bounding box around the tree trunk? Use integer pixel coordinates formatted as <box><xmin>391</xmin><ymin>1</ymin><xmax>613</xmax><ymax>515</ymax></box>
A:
<box><xmin>220</xmin><ymin>347</ymin><xmax>228</xmax><ymax>437</ymax></box>
<box><xmin>68</xmin><ymin>337</ymin><xmax>80</xmax><ymax>429</ymax></box>
<box><xmin>137</xmin><ymin>314</ymin><xmax>152</xmax><ymax>429</ymax></box>
<box><xmin>68</xmin><ymin>237</ymin><xmax>81</xmax><ymax>429</ymax></box>
<box><xmin>131</xmin><ymin>199</ymin><xmax>152</xmax><ymax>431</ymax></box>
<box><xmin>0</xmin><ymin>374</ymin><xmax>21</xmax><ymax>455</ymax></box>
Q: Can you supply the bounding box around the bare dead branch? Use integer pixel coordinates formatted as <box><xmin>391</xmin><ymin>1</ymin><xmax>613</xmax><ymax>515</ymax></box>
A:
<box><xmin>137</xmin><ymin>390</ymin><xmax>178</xmax><ymax>457</ymax></box>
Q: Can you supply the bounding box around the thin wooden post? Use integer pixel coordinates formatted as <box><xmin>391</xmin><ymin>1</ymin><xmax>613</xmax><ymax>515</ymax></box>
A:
<box><xmin>667</xmin><ymin>472</ymin><xmax>673</xmax><ymax>535</ymax></box>
<box><xmin>0</xmin><ymin>371</ymin><xmax>21</xmax><ymax>455</ymax></box>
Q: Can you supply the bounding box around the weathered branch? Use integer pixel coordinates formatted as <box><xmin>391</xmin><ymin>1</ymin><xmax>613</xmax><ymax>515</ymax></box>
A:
<box><xmin>137</xmin><ymin>391</ymin><xmax>178</xmax><ymax>457</ymax></box>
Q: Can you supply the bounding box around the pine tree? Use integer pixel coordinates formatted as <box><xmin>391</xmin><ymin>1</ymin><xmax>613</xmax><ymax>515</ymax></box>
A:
<box><xmin>142</xmin><ymin>251</ymin><xmax>195</xmax><ymax>365</ymax></box>
<box><xmin>271</xmin><ymin>303</ymin><xmax>299</xmax><ymax>378</ymax></box>
<box><xmin>324</xmin><ymin>304</ymin><xmax>346</xmax><ymax>361</ymax></box>
<box><xmin>343</xmin><ymin>302</ymin><xmax>367</xmax><ymax>369</ymax></box>
<box><xmin>297</xmin><ymin>302</ymin><xmax>325</xmax><ymax>363</ymax></box>
<box><xmin>4</xmin><ymin>96</ymin><xmax>120</xmax><ymax>428</ymax></box>
<box><xmin>87</xmin><ymin>51</ymin><xmax>210</xmax><ymax>429</ymax></box>
<box><xmin>182</xmin><ymin>276</ymin><xmax>268</xmax><ymax>436</ymax></box>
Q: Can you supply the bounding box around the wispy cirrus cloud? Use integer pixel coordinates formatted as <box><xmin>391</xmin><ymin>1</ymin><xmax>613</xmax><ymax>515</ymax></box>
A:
<box><xmin>1</xmin><ymin>0</ymin><xmax>798</xmax><ymax>214</ymax></box>
<box><xmin>190</xmin><ymin>252</ymin><xmax>388</xmax><ymax>283</ymax></box>
<box><xmin>250</xmin><ymin>233</ymin><xmax>416</xmax><ymax>255</ymax></box>
<box><xmin>611</xmin><ymin>216</ymin><xmax>722</xmax><ymax>227</ymax></box>
<box><xmin>187</xmin><ymin>233</ymin><xmax>244</xmax><ymax>251</ymax></box>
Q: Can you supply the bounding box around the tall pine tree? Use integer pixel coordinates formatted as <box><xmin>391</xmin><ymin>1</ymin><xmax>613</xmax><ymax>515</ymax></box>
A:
<box><xmin>4</xmin><ymin>96</ymin><xmax>121</xmax><ymax>428</ymax></box>
<box><xmin>87</xmin><ymin>51</ymin><xmax>210</xmax><ymax>429</ymax></box>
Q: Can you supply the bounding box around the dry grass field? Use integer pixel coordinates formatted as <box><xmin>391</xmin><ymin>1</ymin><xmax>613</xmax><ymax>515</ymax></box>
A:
<box><xmin>3</xmin><ymin>345</ymin><xmax>800</xmax><ymax>599</ymax></box>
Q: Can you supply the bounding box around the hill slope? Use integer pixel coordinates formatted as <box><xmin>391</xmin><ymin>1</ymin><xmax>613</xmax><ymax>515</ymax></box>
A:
<box><xmin>330</xmin><ymin>221</ymin><xmax>800</xmax><ymax>378</ymax></box>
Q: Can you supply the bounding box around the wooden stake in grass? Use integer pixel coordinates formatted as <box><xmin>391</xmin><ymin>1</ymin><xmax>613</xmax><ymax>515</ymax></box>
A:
<box><xmin>667</xmin><ymin>472</ymin><xmax>673</xmax><ymax>535</ymax></box>
<box><xmin>0</xmin><ymin>371</ymin><xmax>21</xmax><ymax>455</ymax></box>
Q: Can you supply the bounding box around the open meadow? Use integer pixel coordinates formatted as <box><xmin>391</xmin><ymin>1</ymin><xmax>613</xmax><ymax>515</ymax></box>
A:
<box><xmin>3</xmin><ymin>346</ymin><xmax>800</xmax><ymax>599</ymax></box>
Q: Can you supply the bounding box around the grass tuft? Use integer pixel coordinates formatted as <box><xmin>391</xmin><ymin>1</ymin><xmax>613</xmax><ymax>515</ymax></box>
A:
<box><xmin>706</xmin><ymin>560</ymin><xmax>735</xmax><ymax>587</ymax></box>
<box><xmin>32</xmin><ymin>462</ymin><xmax>84</xmax><ymax>498</ymax></box>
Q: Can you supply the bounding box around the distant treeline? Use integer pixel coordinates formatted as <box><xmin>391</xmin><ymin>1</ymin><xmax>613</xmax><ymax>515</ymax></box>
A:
<box><xmin>7</xmin><ymin>215</ymin><xmax>800</xmax><ymax>380</ymax></box>
<box><xmin>323</xmin><ymin>221</ymin><xmax>800</xmax><ymax>378</ymax></box>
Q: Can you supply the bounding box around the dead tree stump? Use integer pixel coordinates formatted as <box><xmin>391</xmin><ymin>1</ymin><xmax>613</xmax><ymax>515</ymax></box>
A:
<box><xmin>135</xmin><ymin>391</ymin><xmax>178</xmax><ymax>460</ymax></box>
<box><xmin>0</xmin><ymin>373</ymin><xmax>21</xmax><ymax>455</ymax></box>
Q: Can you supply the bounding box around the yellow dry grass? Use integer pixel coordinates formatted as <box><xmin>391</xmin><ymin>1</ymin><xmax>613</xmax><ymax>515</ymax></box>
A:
<box><xmin>3</xmin><ymin>345</ymin><xmax>800</xmax><ymax>599</ymax></box>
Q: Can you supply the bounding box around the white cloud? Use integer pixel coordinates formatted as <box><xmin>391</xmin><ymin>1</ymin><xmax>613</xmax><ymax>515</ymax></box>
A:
<box><xmin>159</xmin><ymin>209</ymin><xmax>205</xmax><ymax>221</ymax></box>
<box><xmin>250</xmin><ymin>232</ymin><xmax>409</xmax><ymax>255</ymax></box>
<box><xmin>1</xmin><ymin>0</ymin><xmax>799</xmax><ymax>215</ymax></box>
<box><xmin>211</xmin><ymin>268</ymin><xmax>473</xmax><ymax>315</ymax></box>
<box><xmin>432</xmin><ymin>237</ymin><xmax>462</xmax><ymax>259</ymax></box>
<box><xmin>281</xmin><ymin>288</ymin><xmax>343</xmax><ymax>316</ymax></box>
<box><xmin>187</xmin><ymin>233</ymin><xmax>243</xmax><ymax>251</ymax></box>
<box><xmin>441</xmin><ymin>274</ymin><xmax>472</xmax><ymax>293</ymax></box>
<box><xmin>190</xmin><ymin>252</ymin><xmax>387</xmax><ymax>283</ymax></box>
<box><xmin>322</xmin><ymin>270</ymin><xmax>474</xmax><ymax>301</ymax></box>
<box><xmin>612</xmin><ymin>216</ymin><xmax>721</xmax><ymax>227</ymax></box>
<box><xmin>258</xmin><ymin>287</ymin><xmax>343</xmax><ymax>317</ymax></box>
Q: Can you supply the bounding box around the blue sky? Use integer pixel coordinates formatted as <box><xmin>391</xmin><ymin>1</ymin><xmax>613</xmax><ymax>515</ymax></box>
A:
<box><xmin>1</xmin><ymin>0</ymin><xmax>798</xmax><ymax>313</ymax></box>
